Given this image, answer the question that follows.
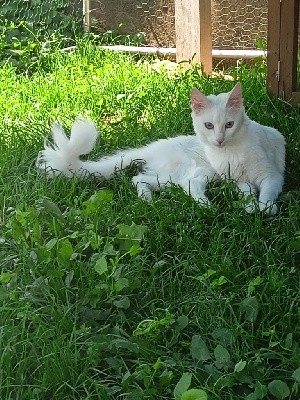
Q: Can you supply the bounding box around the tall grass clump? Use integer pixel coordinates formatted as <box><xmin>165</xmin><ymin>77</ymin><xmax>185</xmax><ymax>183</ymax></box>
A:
<box><xmin>1</xmin><ymin>39</ymin><xmax>300</xmax><ymax>399</ymax></box>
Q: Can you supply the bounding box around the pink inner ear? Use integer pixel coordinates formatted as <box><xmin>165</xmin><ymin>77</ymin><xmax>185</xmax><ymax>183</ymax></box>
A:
<box><xmin>191</xmin><ymin>88</ymin><xmax>211</xmax><ymax>113</ymax></box>
<box><xmin>226</xmin><ymin>83</ymin><xmax>243</xmax><ymax>109</ymax></box>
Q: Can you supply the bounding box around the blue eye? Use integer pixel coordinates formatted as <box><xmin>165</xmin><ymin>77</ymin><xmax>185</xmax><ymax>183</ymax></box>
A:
<box><xmin>225</xmin><ymin>121</ymin><xmax>234</xmax><ymax>129</ymax></box>
<box><xmin>205</xmin><ymin>122</ymin><xmax>214</xmax><ymax>129</ymax></box>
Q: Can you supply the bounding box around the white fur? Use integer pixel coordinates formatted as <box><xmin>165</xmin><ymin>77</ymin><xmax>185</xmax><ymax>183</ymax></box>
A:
<box><xmin>36</xmin><ymin>83</ymin><xmax>285</xmax><ymax>214</ymax></box>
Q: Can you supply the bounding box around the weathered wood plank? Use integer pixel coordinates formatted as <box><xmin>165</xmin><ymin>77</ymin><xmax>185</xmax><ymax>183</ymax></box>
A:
<box><xmin>266</xmin><ymin>0</ymin><xmax>281</xmax><ymax>97</ymax></box>
<box><xmin>83</xmin><ymin>0</ymin><xmax>91</xmax><ymax>31</ymax></box>
<box><xmin>175</xmin><ymin>0</ymin><xmax>212</xmax><ymax>73</ymax></box>
<box><xmin>291</xmin><ymin>92</ymin><xmax>300</xmax><ymax>105</ymax></box>
<box><xmin>278</xmin><ymin>0</ymin><xmax>299</xmax><ymax>98</ymax></box>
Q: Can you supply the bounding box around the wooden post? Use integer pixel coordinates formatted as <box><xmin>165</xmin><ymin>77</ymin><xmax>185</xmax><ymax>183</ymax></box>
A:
<box><xmin>83</xmin><ymin>0</ymin><xmax>91</xmax><ymax>32</ymax></box>
<box><xmin>266</xmin><ymin>0</ymin><xmax>281</xmax><ymax>97</ymax></box>
<box><xmin>279</xmin><ymin>0</ymin><xmax>299</xmax><ymax>101</ymax></box>
<box><xmin>175</xmin><ymin>0</ymin><xmax>212</xmax><ymax>74</ymax></box>
<box><xmin>267</xmin><ymin>0</ymin><xmax>299</xmax><ymax>103</ymax></box>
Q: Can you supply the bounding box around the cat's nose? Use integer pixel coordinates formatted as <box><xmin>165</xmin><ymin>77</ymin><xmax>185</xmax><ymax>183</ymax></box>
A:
<box><xmin>216</xmin><ymin>138</ymin><xmax>224</xmax><ymax>145</ymax></box>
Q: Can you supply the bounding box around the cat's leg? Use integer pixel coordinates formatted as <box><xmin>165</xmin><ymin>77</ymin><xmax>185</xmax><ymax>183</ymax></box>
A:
<box><xmin>132</xmin><ymin>167</ymin><xmax>213</xmax><ymax>205</ymax></box>
<box><xmin>237</xmin><ymin>182</ymin><xmax>258</xmax><ymax>213</ymax></box>
<box><xmin>258</xmin><ymin>175</ymin><xmax>283</xmax><ymax>215</ymax></box>
<box><xmin>132</xmin><ymin>173</ymin><xmax>168</xmax><ymax>201</ymax></box>
<box><xmin>180</xmin><ymin>177</ymin><xmax>210</xmax><ymax>204</ymax></box>
<box><xmin>176</xmin><ymin>167</ymin><xmax>213</xmax><ymax>204</ymax></box>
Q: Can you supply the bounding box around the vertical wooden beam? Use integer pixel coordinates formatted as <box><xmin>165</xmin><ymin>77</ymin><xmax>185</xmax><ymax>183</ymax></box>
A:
<box><xmin>83</xmin><ymin>0</ymin><xmax>91</xmax><ymax>32</ymax></box>
<box><xmin>175</xmin><ymin>0</ymin><xmax>212</xmax><ymax>74</ymax></box>
<box><xmin>266</xmin><ymin>0</ymin><xmax>281</xmax><ymax>97</ymax></box>
<box><xmin>278</xmin><ymin>0</ymin><xmax>299</xmax><ymax>99</ymax></box>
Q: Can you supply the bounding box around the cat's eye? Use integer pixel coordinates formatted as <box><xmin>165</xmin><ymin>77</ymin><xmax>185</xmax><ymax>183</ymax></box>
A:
<box><xmin>225</xmin><ymin>121</ymin><xmax>234</xmax><ymax>129</ymax></box>
<box><xmin>205</xmin><ymin>122</ymin><xmax>214</xmax><ymax>130</ymax></box>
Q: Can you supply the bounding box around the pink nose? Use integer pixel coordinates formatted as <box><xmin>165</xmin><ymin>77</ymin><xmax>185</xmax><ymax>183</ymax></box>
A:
<box><xmin>217</xmin><ymin>138</ymin><xmax>224</xmax><ymax>144</ymax></box>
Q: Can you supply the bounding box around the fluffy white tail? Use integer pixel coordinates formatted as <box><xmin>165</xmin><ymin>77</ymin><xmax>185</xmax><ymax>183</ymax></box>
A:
<box><xmin>37</xmin><ymin>117</ymin><xmax>141</xmax><ymax>179</ymax></box>
<box><xmin>36</xmin><ymin>118</ymin><xmax>99</xmax><ymax>177</ymax></box>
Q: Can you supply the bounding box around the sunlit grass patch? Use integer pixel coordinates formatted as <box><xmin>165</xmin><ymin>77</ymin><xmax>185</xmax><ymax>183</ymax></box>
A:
<box><xmin>1</xmin><ymin>41</ymin><xmax>300</xmax><ymax>399</ymax></box>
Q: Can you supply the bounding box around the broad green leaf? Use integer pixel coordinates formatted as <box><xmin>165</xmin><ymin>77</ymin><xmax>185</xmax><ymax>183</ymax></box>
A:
<box><xmin>159</xmin><ymin>369</ymin><xmax>174</xmax><ymax>387</ymax></box>
<box><xmin>246</xmin><ymin>382</ymin><xmax>268</xmax><ymax>400</ymax></box>
<box><xmin>116</xmin><ymin>93</ymin><xmax>126</xmax><ymax>100</ymax></box>
<box><xmin>129</xmin><ymin>243</ymin><xmax>142</xmax><ymax>256</ymax></box>
<box><xmin>248</xmin><ymin>276</ymin><xmax>263</xmax><ymax>296</ymax></box>
<box><xmin>0</xmin><ymin>272</ymin><xmax>14</xmax><ymax>284</ymax></box>
<box><xmin>58</xmin><ymin>238</ymin><xmax>73</xmax><ymax>262</ymax></box>
<box><xmin>214</xmin><ymin>344</ymin><xmax>230</xmax><ymax>364</ymax></box>
<box><xmin>240</xmin><ymin>296</ymin><xmax>259</xmax><ymax>322</ymax></box>
<box><xmin>103</xmin><ymin>242</ymin><xmax>118</xmax><ymax>255</ymax></box>
<box><xmin>174</xmin><ymin>315</ymin><xmax>189</xmax><ymax>331</ymax></box>
<box><xmin>65</xmin><ymin>270</ymin><xmax>74</xmax><ymax>287</ymax></box>
<box><xmin>254</xmin><ymin>382</ymin><xmax>268</xmax><ymax>398</ymax></box>
<box><xmin>246</xmin><ymin>393</ymin><xmax>258</xmax><ymax>400</ymax></box>
<box><xmin>268</xmin><ymin>380</ymin><xmax>290</xmax><ymax>399</ymax></box>
<box><xmin>117</xmin><ymin>223</ymin><xmax>148</xmax><ymax>241</ymax></box>
<box><xmin>133</xmin><ymin>319</ymin><xmax>157</xmax><ymax>336</ymax></box>
<box><xmin>181</xmin><ymin>388</ymin><xmax>207</xmax><ymax>400</ymax></box>
<box><xmin>9</xmin><ymin>218</ymin><xmax>26</xmax><ymax>241</ymax></box>
<box><xmin>112</xmin><ymin>338</ymin><xmax>139</xmax><ymax>353</ymax></box>
<box><xmin>212</xmin><ymin>327</ymin><xmax>233</xmax><ymax>346</ymax></box>
<box><xmin>292</xmin><ymin>367</ymin><xmax>300</xmax><ymax>383</ymax></box>
<box><xmin>153</xmin><ymin>358</ymin><xmax>163</xmax><ymax>372</ymax></box>
<box><xmin>83</xmin><ymin>190</ymin><xmax>113</xmax><ymax>216</ymax></box>
<box><xmin>113</xmin><ymin>296</ymin><xmax>130</xmax><ymax>309</ymax></box>
<box><xmin>116</xmin><ymin>223</ymin><xmax>147</xmax><ymax>252</ymax></box>
<box><xmin>45</xmin><ymin>238</ymin><xmax>57</xmax><ymax>250</ymax></box>
<box><xmin>191</xmin><ymin>335</ymin><xmax>211</xmax><ymax>361</ymax></box>
<box><xmin>234</xmin><ymin>360</ymin><xmax>247</xmax><ymax>373</ymax></box>
<box><xmin>197</xmin><ymin>269</ymin><xmax>216</xmax><ymax>282</ymax></box>
<box><xmin>105</xmin><ymin>356</ymin><xmax>124</xmax><ymax>370</ymax></box>
<box><xmin>284</xmin><ymin>333</ymin><xmax>293</xmax><ymax>349</ymax></box>
<box><xmin>133</xmin><ymin>313</ymin><xmax>174</xmax><ymax>336</ymax></box>
<box><xmin>214</xmin><ymin>374</ymin><xmax>235</xmax><ymax>389</ymax></box>
<box><xmin>36</xmin><ymin>197</ymin><xmax>65</xmax><ymax>223</ymax></box>
<box><xmin>211</xmin><ymin>275</ymin><xmax>228</xmax><ymax>288</ymax></box>
<box><xmin>114</xmin><ymin>277</ymin><xmax>129</xmax><ymax>292</ymax></box>
<box><xmin>174</xmin><ymin>372</ymin><xmax>192</xmax><ymax>400</ymax></box>
<box><xmin>94</xmin><ymin>255</ymin><xmax>108</xmax><ymax>275</ymax></box>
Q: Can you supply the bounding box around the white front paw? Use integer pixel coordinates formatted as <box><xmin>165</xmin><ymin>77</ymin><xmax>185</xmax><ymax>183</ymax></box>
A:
<box><xmin>193</xmin><ymin>194</ymin><xmax>211</xmax><ymax>206</ymax></box>
<box><xmin>244</xmin><ymin>201</ymin><xmax>256</xmax><ymax>213</ymax></box>
<box><xmin>259</xmin><ymin>202</ymin><xmax>278</xmax><ymax>215</ymax></box>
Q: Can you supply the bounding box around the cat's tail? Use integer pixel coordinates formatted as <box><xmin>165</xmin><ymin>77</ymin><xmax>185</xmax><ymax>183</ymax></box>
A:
<box><xmin>36</xmin><ymin>117</ymin><xmax>138</xmax><ymax>180</ymax></box>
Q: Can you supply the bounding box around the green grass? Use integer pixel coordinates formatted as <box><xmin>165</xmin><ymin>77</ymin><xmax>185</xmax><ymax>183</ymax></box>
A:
<box><xmin>1</xmin><ymin>40</ymin><xmax>300</xmax><ymax>400</ymax></box>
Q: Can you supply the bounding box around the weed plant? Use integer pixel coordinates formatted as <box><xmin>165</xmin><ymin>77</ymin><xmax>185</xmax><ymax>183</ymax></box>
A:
<box><xmin>1</xmin><ymin>40</ymin><xmax>300</xmax><ymax>399</ymax></box>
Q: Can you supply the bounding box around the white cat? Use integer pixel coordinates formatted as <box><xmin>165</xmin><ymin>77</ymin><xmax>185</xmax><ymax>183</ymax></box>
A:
<box><xmin>36</xmin><ymin>83</ymin><xmax>285</xmax><ymax>214</ymax></box>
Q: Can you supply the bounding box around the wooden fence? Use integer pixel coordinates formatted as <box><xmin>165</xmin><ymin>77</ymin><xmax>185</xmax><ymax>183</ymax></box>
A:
<box><xmin>84</xmin><ymin>0</ymin><xmax>299</xmax><ymax>103</ymax></box>
<box><xmin>175</xmin><ymin>0</ymin><xmax>299</xmax><ymax>104</ymax></box>
<box><xmin>267</xmin><ymin>0</ymin><xmax>299</xmax><ymax>104</ymax></box>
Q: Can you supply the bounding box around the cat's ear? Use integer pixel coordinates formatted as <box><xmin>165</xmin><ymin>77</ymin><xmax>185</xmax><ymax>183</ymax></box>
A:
<box><xmin>191</xmin><ymin>88</ymin><xmax>211</xmax><ymax>113</ymax></box>
<box><xmin>226</xmin><ymin>82</ymin><xmax>243</xmax><ymax>109</ymax></box>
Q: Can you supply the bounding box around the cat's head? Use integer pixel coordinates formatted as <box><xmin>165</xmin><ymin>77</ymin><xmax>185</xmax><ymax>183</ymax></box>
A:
<box><xmin>191</xmin><ymin>83</ymin><xmax>245</xmax><ymax>147</ymax></box>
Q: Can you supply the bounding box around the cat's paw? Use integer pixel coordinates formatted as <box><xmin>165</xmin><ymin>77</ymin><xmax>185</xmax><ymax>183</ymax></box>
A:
<box><xmin>135</xmin><ymin>185</ymin><xmax>153</xmax><ymax>202</ymax></box>
<box><xmin>244</xmin><ymin>199</ymin><xmax>278</xmax><ymax>215</ymax></box>
<box><xmin>244</xmin><ymin>201</ymin><xmax>256</xmax><ymax>213</ymax></box>
<box><xmin>259</xmin><ymin>202</ymin><xmax>278</xmax><ymax>215</ymax></box>
<box><xmin>132</xmin><ymin>177</ymin><xmax>153</xmax><ymax>202</ymax></box>
<box><xmin>194</xmin><ymin>196</ymin><xmax>211</xmax><ymax>206</ymax></box>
